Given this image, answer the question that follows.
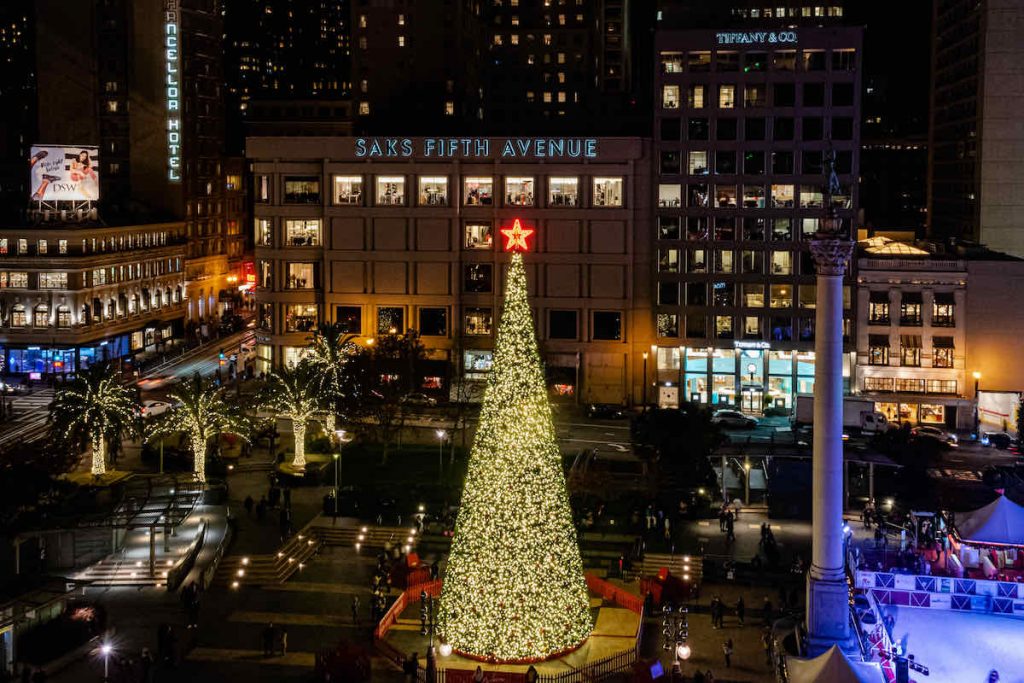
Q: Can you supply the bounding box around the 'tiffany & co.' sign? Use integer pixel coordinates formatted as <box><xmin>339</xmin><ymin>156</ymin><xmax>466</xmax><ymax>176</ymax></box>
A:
<box><xmin>716</xmin><ymin>31</ymin><xmax>798</xmax><ymax>45</ymax></box>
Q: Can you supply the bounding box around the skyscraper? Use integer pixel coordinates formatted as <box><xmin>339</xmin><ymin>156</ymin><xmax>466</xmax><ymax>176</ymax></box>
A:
<box><xmin>928</xmin><ymin>0</ymin><xmax>1024</xmax><ymax>256</ymax></box>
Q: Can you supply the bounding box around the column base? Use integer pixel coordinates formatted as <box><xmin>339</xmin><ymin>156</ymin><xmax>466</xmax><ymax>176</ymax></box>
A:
<box><xmin>805</xmin><ymin>575</ymin><xmax>853</xmax><ymax>657</ymax></box>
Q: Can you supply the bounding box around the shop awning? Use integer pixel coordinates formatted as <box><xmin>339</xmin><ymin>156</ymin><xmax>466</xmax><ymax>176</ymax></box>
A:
<box><xmin>900</xmin><ymin>334</ymin><xmax>922</xmax><ymax>348</ymax></box>
<box><xmin>934</xmin><ymin>292</ymin><xmax>955</xmax><ymax>305</ymax></box>
<box><xmin>868</xmin><ymin>290</ymin><xmax>889</xmax><ymax>303</ymax></box>
<box><xmin>933</xmin><ymin>336</ymin><xmax>954</xmax><ymax>348</ymax></box>
<box><xmin>868</xmin><ymin>334</ymin><xmax>889</xmax><ymax>347</ymax></box>
<box><xmin>902</xmin><ymin>292</ymin><xmax>923</xmax><ymax>304</ymax></box>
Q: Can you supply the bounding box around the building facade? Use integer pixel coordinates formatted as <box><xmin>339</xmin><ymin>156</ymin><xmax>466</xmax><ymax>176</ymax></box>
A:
<box><xmin>854</xmin><ymin>237</ymin><xmax>1024</xmax><ymax>430</ymax></box>
<box><xmin>248</xmin><ymin>135</ymin><xmax>654</xmax><ymax>404</ymax></box>
<box><xmin>0</xmin><ymin>222</ymin><xmax>187</xmax><ymax>375</ymax></box>
<box><xmin>652</xmin><ymin>26</ymin><xmax>862</xmax><ymax>411</ymax></box>
<box><xmin>928</xmin><ymin>0</ymin><xmax>1024</xmax><ymax>256</ymax></box>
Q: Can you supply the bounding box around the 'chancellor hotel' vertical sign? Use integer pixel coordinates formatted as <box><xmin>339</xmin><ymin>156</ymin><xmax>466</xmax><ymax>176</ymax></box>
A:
<box><xmin>165</xmin><ymin>0</ymin><xmax>182</xmax><ymax>182</ymax></box>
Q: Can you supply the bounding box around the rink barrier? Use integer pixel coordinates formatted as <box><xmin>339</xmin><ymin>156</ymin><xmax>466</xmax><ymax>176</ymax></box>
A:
<box><xmin>855</xmin><ymin>570</ymin><xmax>1024</xmax><ymax>617</ymax></box>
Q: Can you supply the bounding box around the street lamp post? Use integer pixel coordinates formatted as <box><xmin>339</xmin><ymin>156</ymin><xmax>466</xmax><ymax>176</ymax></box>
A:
<box><xmin>642</xmin><ymin>351</ymin><xmax>649</xmax><ymax>410</ymax></box>
<box><xmin>973</xmin><ymin>371</ymin><xmax>982</xmax><ymax>438</ymax></box>
<box><xmin>435</xmin><ymin>430</ymin><xmax>446</xmax><ymax>483</ymax></box>
<box><xmin>333</xmin><ymin>429</ymin><xmax>352</xmax><ymax>524</ymax></box>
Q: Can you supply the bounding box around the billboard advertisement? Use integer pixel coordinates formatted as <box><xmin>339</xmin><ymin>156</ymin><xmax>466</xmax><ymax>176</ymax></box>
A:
<box><xmin>978</xmin><ymin>390</ymin><xmax>1021</xmax><ymax>439</ymax></box>
<box><xmin>29</xmin><ymin>145</ymin><xmax>100</xmax><ymax>202</ymax></box>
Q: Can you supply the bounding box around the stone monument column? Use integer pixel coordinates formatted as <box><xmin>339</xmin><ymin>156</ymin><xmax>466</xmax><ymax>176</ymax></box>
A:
<box><xmin>806</xmin><ymin>229</ymin><xmax>854</xmax><ymax>652</ymax></box>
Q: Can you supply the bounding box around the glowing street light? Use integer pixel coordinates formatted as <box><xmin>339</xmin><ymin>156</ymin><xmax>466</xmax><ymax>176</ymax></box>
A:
<box><xmin>101</xmin><ymin>642</ymin><xmax>113</xmax><ymax>681</ymax></box>
<box><xmin>435</xmin><ymin>429</ymin><xmax>446</xmax><ymax>483</ymax></box>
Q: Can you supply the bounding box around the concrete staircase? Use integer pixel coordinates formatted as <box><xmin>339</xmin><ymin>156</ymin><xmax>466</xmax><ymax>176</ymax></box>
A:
<box><xmin>628</xmin><ymin>552</ymin><xmax>703</xmax><ymax>586</ymax></box>
<box><xmin>213</xmin><ymin>530</ymin><xmax>323</xmax><ymax>588</ymax></box>
<box><xmin>74</xmin><ymin>553</ymin><xmax>175</xmax><ymax>588</ymax></box>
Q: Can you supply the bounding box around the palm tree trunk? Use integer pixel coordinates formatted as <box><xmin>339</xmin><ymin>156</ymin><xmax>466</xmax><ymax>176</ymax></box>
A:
<box><xmin>292</xmin><ymin>419</ymin><xmax>307</xmax><ymax>468</ymax></box>
<box><xmin>91</xmin><ymin>436</ymin><xmax>106</xmax><ymax>476</ymax></box>
<box><xmin>191</xmin><ymin>434</ymin><xmax>207</xmax><ymax>483</ymax></box>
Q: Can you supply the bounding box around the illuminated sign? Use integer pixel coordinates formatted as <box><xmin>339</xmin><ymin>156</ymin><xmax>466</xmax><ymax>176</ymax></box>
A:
<box><xmin>165</xmin><ymin>0</ymin><xmax>182</xmax><ymax>182</ymax></box>
<box><xmin>354</xmin><ymin>137</ymin><xmax>598</xmax><ymax>159</ymax></box>
<box><xmin>29</xmin><ymin>146</ymin><xmax>100</xmax><ymax>202</ymax></box>
<box><xmin>500</xmin><ymin>218</ymin><xmax>534</xmax><ymax>253</ymax></box>
<box><xmin>716</xmin><ymin>31</ymin><xmax>798</xmax><ymax>45</ymax></box>
<box><xmin>733</xmin><ymin>340</ymin><xmax>770</xmax><ymax>350</ymax></box>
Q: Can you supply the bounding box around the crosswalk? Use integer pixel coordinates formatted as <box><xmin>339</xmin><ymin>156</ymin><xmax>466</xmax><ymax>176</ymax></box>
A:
<box><xmin>0</xmin><ymin>388</ymin><xmax>53</xmax><ymax>449</ymax></box>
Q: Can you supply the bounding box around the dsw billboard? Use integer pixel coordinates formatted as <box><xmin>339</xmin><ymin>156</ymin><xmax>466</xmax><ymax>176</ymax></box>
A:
<box><xmin>29</xmin><ymin>145</ymin><xmax>100</xmax><ymax>202</ymax></box>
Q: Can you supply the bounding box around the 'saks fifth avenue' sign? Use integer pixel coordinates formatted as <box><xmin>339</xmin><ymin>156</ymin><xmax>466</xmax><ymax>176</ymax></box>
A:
<box><xmin>354</xmin><ymin>137</ymin><xmax>599</xmax><ymax>160</ymax></box>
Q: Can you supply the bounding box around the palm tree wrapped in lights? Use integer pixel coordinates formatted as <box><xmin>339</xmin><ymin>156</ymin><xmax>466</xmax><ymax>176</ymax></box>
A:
<box><xmin>304</xmin><ymin>323</ymin><xmax>356</xmax><ymax>437</ymax></box>
<box><xmin>261</xmin><ymin>363</ymin><xmax>321</xmax><ymax>469</ymax></box>
<box><xmin>148</xmin><ymin>373</ymin><xmax>251</xmax><ymax>483</ymax></box>
<box><xmin>49</xmin><ymin>363</ymin><xmax>141</xmax><ymax>477</ymax></box>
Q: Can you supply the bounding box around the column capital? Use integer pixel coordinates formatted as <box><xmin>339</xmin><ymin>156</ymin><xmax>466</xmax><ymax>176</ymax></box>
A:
<box><xmin>810</xmin><ymin>237</ymin><xmax>854</xmax><ymax>276</ymax></box>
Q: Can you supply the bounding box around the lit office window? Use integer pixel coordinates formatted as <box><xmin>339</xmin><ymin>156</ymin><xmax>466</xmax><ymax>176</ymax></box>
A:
<box><xmin>464</xmin><ymin>224</ymin><xmax>493</xmax><ymax>250</ymax></box>
<box><xmin>593</xmin><ymin>177</ymin><xmax>623</xmax><ymax>207</ymax></box>
<box><xmin>333</xmin><ymin>175</ymin><xmax>363</xmax><ymax>205</ymax></box>
<box><xmin>662</xmin><ymin>85</ymin><xmax>680</xmax><ymax>109</ymax></box>
<box><xmin>285</xmin><ymin>219</ymin><xmax>321</xmax><ymax>246</ymax></box>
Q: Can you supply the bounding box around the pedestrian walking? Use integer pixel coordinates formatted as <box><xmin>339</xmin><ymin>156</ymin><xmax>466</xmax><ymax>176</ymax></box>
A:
<box><xmin>279</xmin><ymin>626</ymin><xmax>288</xmax><ymax>655</ymax></box>
<box><xmin>722</xmin><ymin>638</ymin><xmax>733</xmax><ymax>668</ymax></box>
<box><xmin>617</xmin><ymin>554</ymin><xmax>625</xmax><ymax>579</ymax></box>
<box><xmin>352</xmin><ymin>596</ymin><xmax>360</xmax><ymax>624</ymax></box>
<box><xmin>243</xmin><ymin>495</ymin><xmax>254</xmax><ymax>516</ymax></box>
<box><xmin>736</xmin><ymin>596</ymin><xmax>745</xmax><ymax>626</ymax></box>
<box><xmin>262</xmin><ymin>623</ymin><xmax>274</xmax><ymax>657</ymax></box>
<box><xmin>718</xmin><ymin>506</ymin><xmax>727</xmax><ymax>532</ymax></box>
<box><xmin>726</xmin><ymin>512</ymin><xmax>735</xmax><ymax>541</ymax></box>
<box><xmin>761</xmin><ymin>629</ymin><xmax>773</xmax><ymax>667</ymax></box>
<box><xmin>663</xmin><ymin>516</ymin><xmax>672</xmax><ymax>542</ymax></box>
<box><xmin>472</xmin><ymin>665</ymin><xmax>485</xmax><ymax>683</ymax></box>
<box><xmin>762</xmin><ymin>596</ymin><xmax>774</xmax><ymax>626</ymax></box>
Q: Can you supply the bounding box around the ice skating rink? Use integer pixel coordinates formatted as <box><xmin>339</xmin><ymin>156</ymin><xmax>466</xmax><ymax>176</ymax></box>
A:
<box><xmin>890</xmin><ymin>607</ymin><xmax>1024</xmax><ymax>683</ymax></box>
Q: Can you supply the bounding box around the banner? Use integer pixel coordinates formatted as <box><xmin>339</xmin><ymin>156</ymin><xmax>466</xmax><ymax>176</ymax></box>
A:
<box><xmin>29</xmin><ymin>145</ymin><xmax>100</xmax><ymax>202</ymax></box>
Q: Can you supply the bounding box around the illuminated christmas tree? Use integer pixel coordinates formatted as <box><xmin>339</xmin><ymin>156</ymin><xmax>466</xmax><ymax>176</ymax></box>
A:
<box><xmin>438</xmin><ymin>223</ymin><xmax>592</xmax><ymax>662</ymax></box>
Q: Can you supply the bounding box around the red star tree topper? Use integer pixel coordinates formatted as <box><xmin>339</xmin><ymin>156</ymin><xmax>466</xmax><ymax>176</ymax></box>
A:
<box><xmin>500</xmin><ymin>218</ymin><xmax>535</xmax><ymax>252</ymax></box>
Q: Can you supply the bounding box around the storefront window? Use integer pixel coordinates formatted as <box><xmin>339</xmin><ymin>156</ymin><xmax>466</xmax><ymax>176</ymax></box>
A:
<box><xmin>920</xmin><ymin>404</ymin><xmax>945</xmax><ymax>425</ymax></box>
<box><xmin>333</xmin><ymin>175</ymin><xmax>363</xmax><ymax>205</ymax></box>
<box><xmin>464</xmin><ymin>307</ymin><xmax>493</xmax><ymax>336</ymax></box>
<box><xmin>863</xmin><ymin>377</ymin><xmax>894</xmax><ymax>393</ymax></box>
<box><xmin>285</xmin><ymin>219</ymin><xmax>321</xmax><ymax>246</ymax></box>
<box><xmin>283</xmin><ymin>346</ymin><xmax>310</xmax><ymax>368</ymax></box>
<box><xmin>933</xmin><ymin>341</ymin><xmax>954</xmax><ymax>368</ymax></box>
<box><xmin>712</xmin><ymin>375</ymin><xmax>736</xmax><ymax>405</ymax></box>
<box><xmin>418</xmin><ymin>176</ymin><xmax>449</xmax><ymax>206</ymax></box>
<box><xmin>767</xmin><ymin>376</ymin><xmax>792</xmax><ymax>408</ymax></box>
<box><xmin>285</xmin><ymin>304</ymin><xmax>319</xmax><ymax>332</ymax></box>
<box><xmin>505</xmin><ymin>177</ymin><xmax>535</xmax><ymax>206</ymax></box>
<box><xmin>375</xmin><ymin>176</ymin><xmax>406</xmax><ymax>205</ymax></box>
<box><xmin>900</xmin><ymin>294</ymin><xmax>922</xmax><ymax>325</ymax></box>
<box><xmin>767</xmin><ymin>351</ymin><xmax>791</xmax><ymax>375</ymax></box>
<box><xmin>685</xmin><ymin>374</ymin><xmax>707</xmax><ymax>403</ymax></box>
<box><xmin>712</xmin><ymin>349</ymin><xmax>736</xmax><ymax>374</ymax></box>
<box><xmin>549</xmin><ymin>177</ymin><xmax>579</xmax><ymax>206</ymax></box>
<box><xmin>896</xmin><ymin>378</ymin><xmax>926</xmax><ymax>393</ymax></box>
<box><xmin>286</xmin><ymin>263</ymin><xmax>315</xmax><ymax>289</ymax></box>
<box><xmin>465</xmin><ymin>349</ymin><xmax>494</xmax><ymax>376</ymax></box>
<box><xmin>932</xmin><ymin>293</ymin><xmax>955</xmax><ymax>327</ymax></box>
<box><xmin>256</xmin><ymin>218</ymin><xmax>273</xmax><ymax>246</ymax></box>
<box><xmin>900</xmin><ymin>336</ymin><xmax>922</xmax><ymax>366</ymax></box>
<box><xmin>898</xmin><ymin>403</ymin><xmax>919</xmax><ymax>424</ymax></box>
<box><xmin>685</xmin><ymin>348</ymin><xmax>708</xmax><ymax>372</ymax></box>
<box><xmin>464</xmin><ymin>223</ymin><xmax>493</xmax><ymax>250</ymax></box>
<box><xmin>39</xmin><ymin>272</ymin><xmax>67</xmax><ymax>289</ymax></box>
<box><xmin>283</xmin><ymin>176</ymin><xmax>320</xmax><ymax>204</ymax></box>
<box><xmin>593</xmin><ymin>177</ymin><xmax>623</xmax><ymax>207</ymax></box>
<box><xmin>377</xmin><ymin>306</ymin><xmax>405</xmax><ymax>334</ymax></box>
<box><xmin>463</xmin><ymin>177</ymin><xmax>494</xmax><ymax>205</ymax></box>
<box><xmin>868</xmin><ymin>335</ymin><xmax>889</xmax><ymax>365</ymax></box>
<box><xmin>657</xmin><ymin>347</ymin><xmax>681</xmax><ymax>371</ymax></box>
<box><xmin>927</xmin><ymin>379</ymin><xmax>957</xmax><ymax>394</ymax></box>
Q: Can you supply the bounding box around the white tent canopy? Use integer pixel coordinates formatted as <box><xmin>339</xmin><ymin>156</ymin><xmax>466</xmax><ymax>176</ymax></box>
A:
<box><xmin>787</xmin><ymin>646</ymin><xmax>883</xmax><ymax>683</ymax></box>
<box><xmin>956</xmin><ymin>495</ymin><xmax>1024</xmax><ymax>547</ymax></box>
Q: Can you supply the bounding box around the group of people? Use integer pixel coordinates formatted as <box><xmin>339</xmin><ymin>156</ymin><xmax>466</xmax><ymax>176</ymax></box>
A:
<box><xmin>708</xmin><ymin>595</ymin><xmax>748</xmax><ymax>629</ymax></box>
<box><xmin>260</xmin><ymin>622</ymin><xmax>289</xmax><ymax>657</ymax></box>
<box><xmin>718</xmin><ymin>505</ymin><xmax>738</xmax><ymax>542</ymax></box>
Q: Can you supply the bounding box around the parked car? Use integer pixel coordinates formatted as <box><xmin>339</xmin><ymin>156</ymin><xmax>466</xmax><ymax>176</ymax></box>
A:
<box><xmin>711</xmin><ymin>409</ymin><xmax>758</xmax><ymax>429</ymax></box>
<box><xmin>401</xmin><ymin>392</ymin><xmax>437</xmax><ymax>407</ymax></box>
<box><xmin>140</xmin><ymin>400</ymin><xmax>172</xmax><ymax>419</ymax></box>
<box><xmin>982</xmin><ymin>431</ymin><xmax>1015</xmax><ymax>450</ymax></box>
<box><xmin>585</xmin><ymin>403</ymin><xmax>628</xmax><ymax>419</ymax></box>
<box><xmin>911</xmin><ymin>425</ymin><xmax>958</xmax><ymax>446</ymax></box>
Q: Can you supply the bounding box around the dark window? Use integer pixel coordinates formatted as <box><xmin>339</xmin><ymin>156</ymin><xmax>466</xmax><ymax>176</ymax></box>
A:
<box><xmin>745</xmin><ymin>117</ymin><xmax>766</xmax><ymax>140</ymax></box>
<box><xmin>659</xmin><ymin>216</ymin><xmax>681</xmax><ymax>240</ymax></box>
<box><xmin>658</xmin><ymin>282</ymin><xmax>679</xmax><ymax>305</ymax></box>
<box><xmin>803</xmin><ymin>83</ymin><xmax>825</xmax><ymax>107</ymax></box>
<box><xmin>743</xmin><ymin>52</ymin><xmax>767</xmax><ymax>72</ymax></box>
<box><xmin>716</xmin><ymin>118</ymin><xmax>738</xmax><ymax>141</ymax></box>
<box><xmin>686</xmin><ymin>283</ymin><xmax>707</xmax><ymax>306</ymax></box>
<box><xmin>835</xmin><ymin>151</ymin><xmax>853</xmax><ymax>174</ymax></box>
<box><xmin>773</xmin><ymin>117</ymin><xmax>795</xmax><ymax>141</ymax></box>
<box><xmin>660</xmin><ymin>117</ymin><xmax>681</xmax><ymax>141</ymax></box>
<box><xmin>715</xmin><ymin>151</ymin><xmax>737</xmax><ymax>174</ymax></box>
<box><xmin>660</xmin><ymin>151</ymin><xmax>681</xmax><ymax>175</ymax></box>
<box><xmin>772</xmin><ymin>151</ymin><xmax>794</xmax><ymax>174</ymax></box>
<box><xmin>802</xmin><ymin>151</ymin><xmax>823</xmax><ymax>175</ymax></box>
<box><xmin>803</xmin><ymin>117</ymin><xmax>824</xmax><ymax>141</ymax></box>
<box><xmin>336</xmin><ymin>306</ymin><xmax>362</xmax><ymax>334</ymax></box>
<box><xmin>773</xmin><ymin>83</ymin><xmax>795</xmax><ymax>107</ymax></box>
<box><xmin>378</xmin><ymin>306</ymin><xmax>404</xmax><ymax>334</ymax></box>
<box><xmin>419</xmin><ymin>307</ymin><xmax>448</xmax><ymax>336</ymax></box>
<box><xmin>686</xmin><ymin>314</ymin><xmax>706</xmax><ymax>338</ymax></box>
<box><xmin>832</xmin><ymin>82</ymin><xmax>854</xmax><ymax>106</ymax></box>
<box><xmin>832</xmin><ymin>117</ymin><xmax>854</xmax><ymax>140</ymax></box>
<box><xmin>688</xmin><ymin>117</ymin><xmax>709</xmax><ymax>140</ymax></box>
<box><xmin>770</xmin><ymin>317</ymin><xmax>792</xmax><ymax>341</ymax></box>
<box><xmin>464</xmin><ymin>264</ymin><xmax>493</xmax><ymax>293</ymax></box>
<box><xmin>283</xmin><ymin>176</ymin><xmax>321</xmax><ymax>204</ymax></box>
<box><xmin>744</xmin><ymin>151</ymin><xmax>765</xmax><ymax>175</ymax></box>
<box><xmin>593</xmin><ymin>311</ymin><xmax>622</xmax><ymax>340</ymax></box>
<box><xmin>549</xmin><ymin>310</ymin><xmax>578</xmax><ymax>339</ymax></box>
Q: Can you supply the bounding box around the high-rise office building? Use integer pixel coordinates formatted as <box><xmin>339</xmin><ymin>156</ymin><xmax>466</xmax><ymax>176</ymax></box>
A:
<box><xmin>652</xmin><ymin>25</ymin><xmax>862</xmax><ymax>410</ymax></box>
<box><xmin>0</xmin><ymin>0</ymin><xmax>244</xmax><ymax>331</ymax></box>
<box><xmin>928</xmin><ymin>0</ymin><xmax>1024</xmax><ymax>256</ymax></box>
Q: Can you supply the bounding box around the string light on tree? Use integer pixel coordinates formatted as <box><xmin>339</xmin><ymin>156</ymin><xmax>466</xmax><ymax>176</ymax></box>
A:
<box><xmin>438</xmin><ymin>230</ymin><xmax>592</xmax><ymax>662</ymax></box>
